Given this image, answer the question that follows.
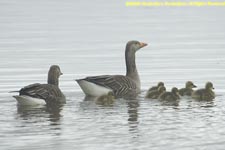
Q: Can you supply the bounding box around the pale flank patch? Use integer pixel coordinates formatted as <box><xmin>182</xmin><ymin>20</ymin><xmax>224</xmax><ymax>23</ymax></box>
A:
<box><xmin>13</xmin><ymin>95</ymin><xmax>46</xmax><ymax>106</ymax></box>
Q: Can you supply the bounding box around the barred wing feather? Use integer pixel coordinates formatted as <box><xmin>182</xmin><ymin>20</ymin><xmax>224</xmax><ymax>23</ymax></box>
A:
<box><xmin>20</xmin><ymin>83</ymin><xmax>64</xmax><ymax>102</ymax></box>
<box><xmin>83</xmin><ymin>75</ymin><xmax>138</xmax><ymax>97</ymax></box>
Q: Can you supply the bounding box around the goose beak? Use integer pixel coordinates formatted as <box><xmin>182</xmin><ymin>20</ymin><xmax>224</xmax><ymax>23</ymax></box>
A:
<box><xmin>60</xmin><ymin>72</ymin><xmax>63</xmax><ymax>75</ymax></box>
<box><xmin>140</xmin><ymin>42</ymin><xmax>148</xmax><ymax>48</ymax></box>
<box><xmin>193</xmin><ymin>84</ymin><xmax>197</xmax><ymax>88</ymax></box>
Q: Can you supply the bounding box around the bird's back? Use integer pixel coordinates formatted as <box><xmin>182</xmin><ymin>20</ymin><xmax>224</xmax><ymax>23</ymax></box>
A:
<box><xmin>159</xmin><ymin>92</ymin><xmax>179</xmax><ymax>101</ymax></box>
<box><xmin>179</xmin><ymin>88</ymin><xmax>193</xmax><ymax>96</ymax></box>
<box><xmin>20</xmin><ymin>83</ymin><xmax>65</xmax><ymax>104</ymax></box>
<box><xmin>192</xmin><ymin>89</ymin><xmax>215</xmax><ymax>100</ymax></box>
<box><xmin>145</xmin><ymin>90</ymin><xmax>160</xmax><ymax>99</ymax></box>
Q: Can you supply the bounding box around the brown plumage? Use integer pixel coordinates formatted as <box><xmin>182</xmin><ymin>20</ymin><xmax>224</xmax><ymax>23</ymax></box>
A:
<box><xmin>95</xmin><ymin>92</ymin><xmax>115</xmax><ymax>106</ymax></box>
<box><xmin>13</xmin><ymin>65</ymin><xmax>65</xmax><ymax>105</ymax></box>
<box><xmin>145</xmin><ymin>86</ymin><xmax>166</xmax><ymax>99</ymax></box>
<box><xmin>159</xmin><ymin>87</ymin><xmax>180</xmax><ymax>101</ymax></box>
<box><xmin>192</xmin><ymin>82</ymin><xmax>215</xmax><ymax>101</ymax></box>
<box><xmin>76</xmin><ymin>41</ymin><xmax>148</xmax><ymax>98</ymax></box>
<box><xmin>179</xmin><ymin>81</ymin><xmax>197</xmax><ymax>96</ymax></box>
<box><xmin>147</xmin><ymin>82</ymin><xmax>164</xmax><ymax>92</ymax></box>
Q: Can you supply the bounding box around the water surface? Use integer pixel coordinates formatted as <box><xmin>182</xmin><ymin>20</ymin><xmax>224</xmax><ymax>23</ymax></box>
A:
<box><xmin>1</xmin><ymin>0</ymin><xmax>225</xmax><ymax>149</ymax></box>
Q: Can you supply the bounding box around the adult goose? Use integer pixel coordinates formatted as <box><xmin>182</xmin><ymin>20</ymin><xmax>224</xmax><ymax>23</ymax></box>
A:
<box><xmin>12</xmin><ymin>65</ymin><xmax>66</xmax><ymax>106</ymax></box>
<box><xmin>76</xmin><ymin>40</ymin><xmax>147</xmax><ymax>98</ymax></box>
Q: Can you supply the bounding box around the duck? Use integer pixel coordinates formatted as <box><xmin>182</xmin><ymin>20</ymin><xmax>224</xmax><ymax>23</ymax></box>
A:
<box><xmin>159</xmin><ymin>87</ymin><xmax>180</xmax><ymax>101</ymax></box>
<box><xmin>179</xmin><ymin>81</ymin><xmax>197</xmax><ymax>96</ymax></box>
<box><xmin>76</xmin><ymin>40</ymin><xmax>148</xmax><ymax>98</ymax></box>
<box><xmin>12</xmin><ymin>65</ymin><xmax>66</xmax><ymax>106</ymax></box>
<box><xmin>95</xmin><ymin>91</ymin><xmax>115</xmax><ymax>105</ymax></box>
<box><xmin>145</xmin><ymin>86</ymin><xmax>166</xmax><ymax>99</ymax></box>
<box><xmin>192</xmin><ymin>82</ymin><xmax>215</xmax><ymax>101</ymax></box>
<box><xmin>147</xmin><ymin>82</ymin><xmax>164</xmax><ymax>92</ymax></box>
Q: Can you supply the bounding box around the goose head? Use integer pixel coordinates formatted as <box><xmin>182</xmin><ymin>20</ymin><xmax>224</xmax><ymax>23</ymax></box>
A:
<box><xmin>171</xmin><ymin>87</ymin><xmax>179</xmax><ymax>95</ymax></box>
<box><xmin>205</xmin><ymin>82</ymin><xmax>214</xmax><ymax>90</ymax></box>
<box><xmin>48</xmin><ymin>65</ymin><xmax>63</xmax><ymax>86</ymax></box>
<box><xmin>186</xmin><ymin>81</ymin><xmax>197</xmax><ymax>89</ymax></box>
<box><xmin>126</xmin><ymin>40</ymin><xmax>147</xmax><ymax>53</ymax></box>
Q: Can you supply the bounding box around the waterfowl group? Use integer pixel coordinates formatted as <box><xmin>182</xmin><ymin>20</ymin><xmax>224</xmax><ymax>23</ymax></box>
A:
<box><xmin>145</xmin><ymin>81</ymin><xmax>215</xmax><ymax>101</ymax></box>
<box><xmin>11</xmin><ymin>40</ymin><xmax>216</xmax><ymax>106</ymax></box>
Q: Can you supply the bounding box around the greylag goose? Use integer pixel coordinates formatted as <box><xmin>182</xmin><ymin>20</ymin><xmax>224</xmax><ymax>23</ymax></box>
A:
<box><xmin>147</xmin><ymin>82</ymin><xmax>164</xmax><ymax>92</ymax></box>
<box><xmin>179</xmin><ymin>81</ymin><xmax>197</xmax><ymax>96</ymax></box>
<box><xmin>145</xmin><ymin>86</ymin><xmax>166</xmax><ymax>99</ymax></box>
<box><xmin>12</xmin><ymin>65</ymin><xmax>65</xmax><ymax>106</ymax></box>
<box><xmin>192</xmin><ymin>82</ymin><xmax>215</xmax><ymax>101</ymax></box>
<box><xmin>76</xmin><ymin>40</ymin><xmax>147</xmax><ymax>98</ymax></box>
<box><xmin>159</xmin><ymin>87</ymin><xmax>180</xmax><ymax>101</ymax></box>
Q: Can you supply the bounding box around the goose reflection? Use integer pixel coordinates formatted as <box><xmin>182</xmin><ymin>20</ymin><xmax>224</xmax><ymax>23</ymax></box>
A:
<box><xmin>17</xmin><ymin>104</ymin><xmax>64</xmax><ymax>126</ymax></box>
<box><xmin>127</xmin><ymin>98</ymin><xmax>140</xmax><ymax>137</ymax></box>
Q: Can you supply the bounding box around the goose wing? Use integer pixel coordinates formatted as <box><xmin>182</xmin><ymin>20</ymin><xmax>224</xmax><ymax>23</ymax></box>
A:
<box><xmin>19</xmin><ymin>83</ymin><xmax>64</xmax><ymax>101</ymax></box>
<box><xmin>82</xmin><ymin>75</ymin><xmax>138</xmax><ymax>97</ymax></box>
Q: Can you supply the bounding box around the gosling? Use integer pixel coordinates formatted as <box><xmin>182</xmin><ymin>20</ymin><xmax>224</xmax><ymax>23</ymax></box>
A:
<box><xmin>192</xmin><ymin>82</ymin><xmax>215</xmax><ymax>101</ymax></box>
<box><xmin>145</xmin><ymin>86</ymin><xmax>166</xmax><ymax>99</ymax></box>
<box><xmin>159</xmin><ymin>87</ymin><xmax>180</xmax><ymax>101</ymax></box>
<box><xmin>95</xmin><ymin>92</ymin><xmax>115</xmax><ymax>105</ymax></box>
<box><xmin>179</xmin><ymin>81</ymin><xmax>197</xmax><ymax>96</ymax></box>
<box><xmin>148</xmin><ymin>82</ymin><xmax>164</xmax><ymax>92</ymax></box>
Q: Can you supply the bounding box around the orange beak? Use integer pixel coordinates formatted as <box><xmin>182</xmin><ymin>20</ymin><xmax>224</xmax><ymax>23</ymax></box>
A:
<box><xmin>140</xmin><ymin>42</ymin><xmax>148</xmax><ymax>48</ymax></box>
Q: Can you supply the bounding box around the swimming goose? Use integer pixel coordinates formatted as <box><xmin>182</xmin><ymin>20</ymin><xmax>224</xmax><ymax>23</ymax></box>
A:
<box><xmin>192</xmin><ymin>82</ymin><xmax>215</xmax><ymax>101</ymax></box>
<box><xmin>76</xmin><ymin>40</ymin><xmax>147</xmax><ymax>98</ymax></box>
<box><xmin>12</xmin><ymin>65</ymin><xmax>66</xmax><ymax>106</ymax></box>
<box><xmin>179</xmin><ymin>81</ymin><xmax>197</xmax><ymax>96</ymax></box>
<box><xmin>147</xmin><ymin>82</ymin><xmax>164</xmax><ymax>92</ymax></box>
<box><xmin>159</xmin><ymin>87</ymin><xmax>180</xmax><ymax>101</ymax></box>
<box><xmin>145</xmin><ymin>86</ymin><xmax>166</xmax><ymax>99</ymax></box>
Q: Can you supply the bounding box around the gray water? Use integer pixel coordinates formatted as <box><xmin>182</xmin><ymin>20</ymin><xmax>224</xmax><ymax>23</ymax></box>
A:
<box><xmin>1</xmin><ymin>0</ymin><xmax>225</xmax><ymax>149</ymax></box>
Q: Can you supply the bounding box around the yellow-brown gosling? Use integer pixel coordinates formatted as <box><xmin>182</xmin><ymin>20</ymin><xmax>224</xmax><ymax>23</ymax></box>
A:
<box><xmin>145</xmin><ymin>86</ymin><xmax>166</xmax><ymax>99</ymax></box>
<box><xmin>192</xmin><ymin>82</ymin><xmax>215</xmax><ymax>101</ymax></box>
<box><xmin>179</xmin><ymin>81</ymin><xmax>197</xmax><ymax>96</ymax></box>
<box><xmin>159</xmin><ymin>87</ymin><xmax>180</xmax><ymax>101</ymax></box>
<box><xmin>95</xmin><ymin>91</ymin><xmax>115</xmax><ymax>105</ymax></box>
<box><xmin>148</xmin><ymin>82</ymin><xmax>164</xmax><ymax>92</ymax></box>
